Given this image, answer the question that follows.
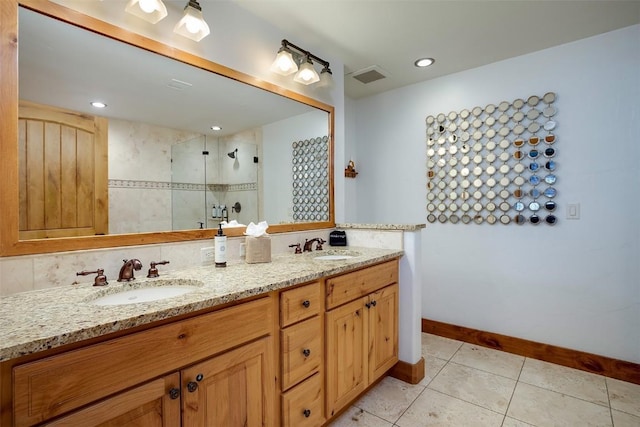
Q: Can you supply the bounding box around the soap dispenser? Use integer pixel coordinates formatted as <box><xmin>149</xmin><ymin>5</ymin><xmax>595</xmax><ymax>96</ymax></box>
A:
<box><xmin>214</xmin><ymin>224</ymin><xmax>227</xmax><ymax>267</ymax></box>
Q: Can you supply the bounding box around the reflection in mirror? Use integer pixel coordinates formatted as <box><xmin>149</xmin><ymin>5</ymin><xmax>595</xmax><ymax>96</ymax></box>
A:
<box><xmin>17</xmin><ymin>5</ymin><xmax>332</xmax><ymax>240</ymax></box>
<box><xmin>0</xmin><ymin>0</ymin><xmax>334</xmax><ymax>256</ymax></box>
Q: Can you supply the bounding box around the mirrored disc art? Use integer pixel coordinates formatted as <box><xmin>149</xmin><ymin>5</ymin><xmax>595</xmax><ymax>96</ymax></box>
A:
<box><xmin>425</xmin><ymin>93</ymin><xmax>559</xmax><ymax>225</ymax></box>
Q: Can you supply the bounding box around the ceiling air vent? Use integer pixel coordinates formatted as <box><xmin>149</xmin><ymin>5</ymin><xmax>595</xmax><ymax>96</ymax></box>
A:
<box><xmin>350</xmin><ymin>65</ymin><xmax>388</xmax><ymax>84</ymax></box>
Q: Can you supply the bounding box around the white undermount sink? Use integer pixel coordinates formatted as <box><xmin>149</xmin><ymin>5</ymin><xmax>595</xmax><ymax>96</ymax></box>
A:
<box><xmin>91</xmin><ymin>280</ymin><xmax>202</xmax><ymax>306</ymax></box>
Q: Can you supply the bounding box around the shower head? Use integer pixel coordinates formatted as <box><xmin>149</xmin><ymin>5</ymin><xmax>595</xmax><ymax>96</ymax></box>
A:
<box><xmin>227</xmin><ymin>148</ymin><xmax>238</xmax><ymax>159</ymax></box>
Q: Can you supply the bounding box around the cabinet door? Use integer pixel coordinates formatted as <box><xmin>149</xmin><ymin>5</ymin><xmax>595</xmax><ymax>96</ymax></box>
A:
<box><xmin>368</xmin><ymin>283</ymin><xmax>399</xmax><ymax>382</ymax></box>
<box><xmin>325</xmin><ymin>298</ymin><xmax>367</xmax><ymax>418</ymax></box>
<box><xmin>181</xmin><ymin>337</ymin><xmax>275</xmax><ymax>427</ymax></box>
<box><xmin>44</xmin><ymin>373</ymin><xmax>180</xmax><ymax>427</ymax></box>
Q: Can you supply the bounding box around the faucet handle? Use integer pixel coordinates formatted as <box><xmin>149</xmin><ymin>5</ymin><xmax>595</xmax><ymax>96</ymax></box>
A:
<box><xmin>77</xmin><ymin>268</ymin><xmax>108</xmax><ymax>287</ymax></box>
<box><xmin>316</xmin><ymin>238</ymin><xmax>326</xmax><ymax>251</ymax></box>
<box><xmin>147</xmin><ymin>260</ymin><xmax>170</xmax><ymax>278</ymax></box>
<box><xmin>288</xmin><ymin>244</ymin><xmax>302</xmax><ymax>254</ymax></box>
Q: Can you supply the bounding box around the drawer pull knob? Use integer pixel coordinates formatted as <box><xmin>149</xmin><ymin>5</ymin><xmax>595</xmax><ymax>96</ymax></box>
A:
<box><xmin>196</xmin><ymin>373</ymin><xmax>204</xmax><ymax>382</ymax></box>
<box><xmin>302</xmin><ymin>300</ymin><xmax>311</xmax><ymax>308</ymax></box>
<box><xmin>303</xmin><ymin>409</ymin><xmax>311</xmax><ymax>418</ymax></box>
<box><xmin>187</xmin><ymin>381</ymin><xmax>198</xmax><ymax>392</ymax></box>
<box><xmin>302</xmin><ymin>348</ymin><xmax>311</xmax><ymax>357</ymax></box>
<box><xmin>169</xmin><ymin>388</ymin><xmax>180</xmax><ymax>400</ymax></box>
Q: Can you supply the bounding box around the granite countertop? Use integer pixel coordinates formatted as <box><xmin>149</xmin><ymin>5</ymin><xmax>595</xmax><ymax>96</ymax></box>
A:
<box><xmin>0</xmin><ymin>246</ymin><xmax>402</xmax><ymax>362</ymax></box>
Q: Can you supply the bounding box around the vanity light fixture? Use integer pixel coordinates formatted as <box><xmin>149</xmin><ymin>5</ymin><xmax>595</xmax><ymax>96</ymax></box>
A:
<box><xmin>173</xmin><ymin>0</ymin><xmax>210</xmax><ymax>42</ymax></box>
<box><xmin>270</xmin><ymin>44</ymin><xmax>298</xmax><ymax>76</ymax></box>
<box><xmin>125</xmin><ymin>0</ymin><xmax>168</xmax><ymax>24</ymax></box>
<box><xmin>270</xmin><ymin>39</ymin><xmax>333</xmax><ymax>88</ymax></box>
<box><xmin>293</xmin><ymin>55</ymin><xmax>320</xmax><ymax>85</ymax></box>
<box><xmin>414</xmin><ymin>57</ymin><xmax>435</xmax><ymax>68</ymax></box>
<box><xmin>90</xmin><ymin>101</ymin><xmax>107</xmax><ymax>108</ymax></box>
<box><xmin>318</xmin><ymin>66</ymin><xmax>334</xmax><ymax>89</ymax></box>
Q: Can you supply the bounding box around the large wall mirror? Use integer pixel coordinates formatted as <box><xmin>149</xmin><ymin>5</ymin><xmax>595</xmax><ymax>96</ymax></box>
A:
<box><xmin>0</xmin><ymin>0</ymin><xmax>335</xmax><ymax>256</ymax></box>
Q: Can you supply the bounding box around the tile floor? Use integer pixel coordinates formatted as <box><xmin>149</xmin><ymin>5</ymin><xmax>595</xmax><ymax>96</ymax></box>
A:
<box><xmin>328</xmin><ymin>333</ymin><xmax>640</xmax><ymax>427</ymax></box>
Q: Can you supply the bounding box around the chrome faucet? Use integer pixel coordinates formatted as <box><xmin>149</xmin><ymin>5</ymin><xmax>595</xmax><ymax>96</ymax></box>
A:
<box><xmin>303</xmin><ymin>238</ymin><xmax>326</xmax><ymax>252</ymax></box>
<box><xmin>117</xmin><ymin>259</ymin><xmax>142</xmax><ymax>282</ymax></box>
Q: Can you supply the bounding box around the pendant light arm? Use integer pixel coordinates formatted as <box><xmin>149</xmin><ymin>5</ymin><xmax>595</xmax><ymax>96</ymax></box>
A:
<box><xmin>281</xmin><ymin>39</ymin><xmax>330</xmax><ymax>71</ymax></box>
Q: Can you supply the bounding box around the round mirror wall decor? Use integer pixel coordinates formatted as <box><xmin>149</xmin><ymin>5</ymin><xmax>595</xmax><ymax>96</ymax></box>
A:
<box><xmin>425</xmin><ymin>92</ymin><xmax>559</xmax><ymax>225</ymax></box>
<box><xmin>291</xmin><ymin>136</ymin><xmax>330</xmax><ymax>222</ymax></box>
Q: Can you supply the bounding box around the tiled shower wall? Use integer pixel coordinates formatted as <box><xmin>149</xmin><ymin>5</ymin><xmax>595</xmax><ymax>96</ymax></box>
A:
<box><xmin>108</xmin><ymin>118</ymin><xmax>200</xmax><ymax>234</ymax></box>
<box><xmin>108</xmin><ymin>119</ymin><xmax>261</xmax><ymax>232</ymax></box>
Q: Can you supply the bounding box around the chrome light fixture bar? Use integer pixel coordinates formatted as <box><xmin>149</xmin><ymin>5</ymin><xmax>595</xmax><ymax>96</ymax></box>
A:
<box><xmin>174</xmin><ymin>0</ymin><xmax>211</xmax><ymax>42</ymax></box>
<box><xmin>125</xmin><ymin>0</ymin><xmax>168</xmax><ymax>24</ymax></box>
<box><xmin>271</xmin><ymin>39</ymin><xmax>333</xmax><ymax>87</ymax></box>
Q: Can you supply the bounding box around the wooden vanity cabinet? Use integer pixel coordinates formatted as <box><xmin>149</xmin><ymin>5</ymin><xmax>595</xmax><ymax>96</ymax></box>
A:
<box><xmin>3</xmin><ymin>258</ymin><xmax>400</xmax><ymax>427</ymax></box>
<box><xmin>9</xmin><ymin>296</ymin><xmax>275</xmax><ymax>427</ymax></box>
<box><xmin>324</xmin><ymin>260</ymin><xmax>399</xmax><ymax>418</ymax></box>
<box><xmin>279</xmin><ymin>281</ymin><xmax>325</xmax><ymax>427</ymax></box>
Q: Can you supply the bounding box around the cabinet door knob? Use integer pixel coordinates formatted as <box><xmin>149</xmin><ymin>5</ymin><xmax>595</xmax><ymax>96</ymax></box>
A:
<box><xmin>169</xmin><ymin>388</ymin><xmax>180</xmax><ymax>400</ymax></box>
<box><xmin>303</xmin><ymin>409</ymin><xmax>311</xmax><ymax>418</ymax></box>
<box><xmin>371</xmin><ymin>300</ymin><xmax>377</xmax><ymax>307</ymax></box>
<box><xmin>187</xmin><ymin>381</ymin><xmax>198</xmax><ymax>393</ymax></box>
<box><xmin>302</xmin><ymin>300</ymin><xmax>311</xmax><ymax>308</ymax></box>
<box><xmin>365</xmin><ymin>302</ymin><xmax>371</xmax><ymax>309</ymax></box>
<box><xmin>302</xmin><ymin>348</ymin><xmax>311</xmax><ymax>357</ymax></box>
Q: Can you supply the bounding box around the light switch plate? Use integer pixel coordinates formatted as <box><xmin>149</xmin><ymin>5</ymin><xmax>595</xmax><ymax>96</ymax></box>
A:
<box><xmin>567</xmin><ymin>203</ymin><xmax>580</xmax><ymax>220</ymax></box>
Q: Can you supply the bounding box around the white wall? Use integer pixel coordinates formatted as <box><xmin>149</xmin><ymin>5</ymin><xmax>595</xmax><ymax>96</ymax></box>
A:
<box><xmin>351</xmin><ymin>25</ymin><xmax>640</xmax><ymax>363</ymax></box>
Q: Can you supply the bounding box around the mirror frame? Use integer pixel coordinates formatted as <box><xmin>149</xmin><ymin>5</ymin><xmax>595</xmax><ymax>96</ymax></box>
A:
<box><xmin>0</xmin><ymin>0</ymin><xmax>335</xmax><ymax>256</ymax></box>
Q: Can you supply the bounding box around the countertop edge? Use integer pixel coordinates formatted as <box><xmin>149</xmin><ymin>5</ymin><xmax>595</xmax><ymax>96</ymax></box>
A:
<box><xmin>335</xmin><ymin>223</ymin><xmax>426</xmax><ymax>231</ymax></box>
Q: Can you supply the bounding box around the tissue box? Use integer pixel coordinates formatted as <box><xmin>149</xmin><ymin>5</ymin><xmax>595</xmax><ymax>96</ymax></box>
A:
<box><xmin>245</xmin><ymin>236</ymin><xmax>271</xmax><ymax>263</ymax></box>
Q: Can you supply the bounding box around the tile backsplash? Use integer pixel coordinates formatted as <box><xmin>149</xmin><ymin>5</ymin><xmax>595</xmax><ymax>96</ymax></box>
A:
<box><xmin>0</xmin><ymin>228</ymin><xmax>404</xmax><ymax>296</ymax></box>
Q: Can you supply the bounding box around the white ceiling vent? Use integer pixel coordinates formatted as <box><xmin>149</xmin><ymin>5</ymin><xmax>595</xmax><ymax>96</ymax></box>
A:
<box><xmin>350</xmin><ymin>65</ymin><xmax>389</xmax><ymax>84</ymax></box>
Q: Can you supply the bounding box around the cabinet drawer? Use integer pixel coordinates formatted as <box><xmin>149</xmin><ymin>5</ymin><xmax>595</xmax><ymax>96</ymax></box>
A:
<box><xmin>13</xmin><ymin>297</ymin><xmax>272</xmax><ymax>427</ymax></box>
<box><xmin>282</xmin><ymin>373</ymin><xmax>324</xmax><ymax>427</ymax></box>
<box><xmin>326</xmin><ymin>260</ymin><xmax>398</xmax><ymax>310</ymax></box>
<box><xmin>280</xmin><ymin>281</ymin><xmax>321</xmax><ymax>327</ymax></box>
<box><xmin>280</xmin><ymin>316</ymin><xmax>322</xmax><ymax>390</ymax></box>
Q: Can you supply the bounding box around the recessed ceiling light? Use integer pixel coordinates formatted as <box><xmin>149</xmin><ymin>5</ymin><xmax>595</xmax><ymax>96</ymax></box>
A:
<box><xmin>90</xmin><ymin>101</ymin><xmax>107</xmax><ymax>108</ymax></box>
<box><xmin>211</xmin><ymin>125</ymin><xmax>222</xmax><ymax>131</ymax></box>
<box><xmin>414</xmin><ymin>58</ymin><xmax>435</xmax><ymax>68</ymax></box>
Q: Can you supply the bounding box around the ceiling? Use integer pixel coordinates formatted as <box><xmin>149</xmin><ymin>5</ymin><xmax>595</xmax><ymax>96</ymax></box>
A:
<box><xmin>234</xmin><ymin>0</ymin><xmax>640</xmax><ymax>99</ymax></box>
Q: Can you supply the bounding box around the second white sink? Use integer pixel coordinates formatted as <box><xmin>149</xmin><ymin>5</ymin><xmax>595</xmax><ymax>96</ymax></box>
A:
<box><xmin>314</xmin><ymin>255</ymin><xmax>355</xmax><ymax>261</ymax></box>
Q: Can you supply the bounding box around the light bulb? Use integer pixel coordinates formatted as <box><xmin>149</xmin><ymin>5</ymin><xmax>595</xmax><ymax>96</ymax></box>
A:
<box><xmin>185</xmin><ymin>16</ymin><xmax>200</xmax><ymax>34</ymax></box>
<box><xmin>276</xmin><ymin>57</ymin><xmax>293</xmax><ymax>73</ymax></box>
<box><xmin>138</xmin><ymin>0</ymin><xmax>156</xmax><ymax>13</ymax></box>
<box><xmin>299</xmin><ymin>69</ymin><xmax>314</xmax><ymax>82</ymax></box>
<box><xmin>293</xmin><ymin>60</ymin><xmax>320</xmax><ymax>85</ymax></box>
